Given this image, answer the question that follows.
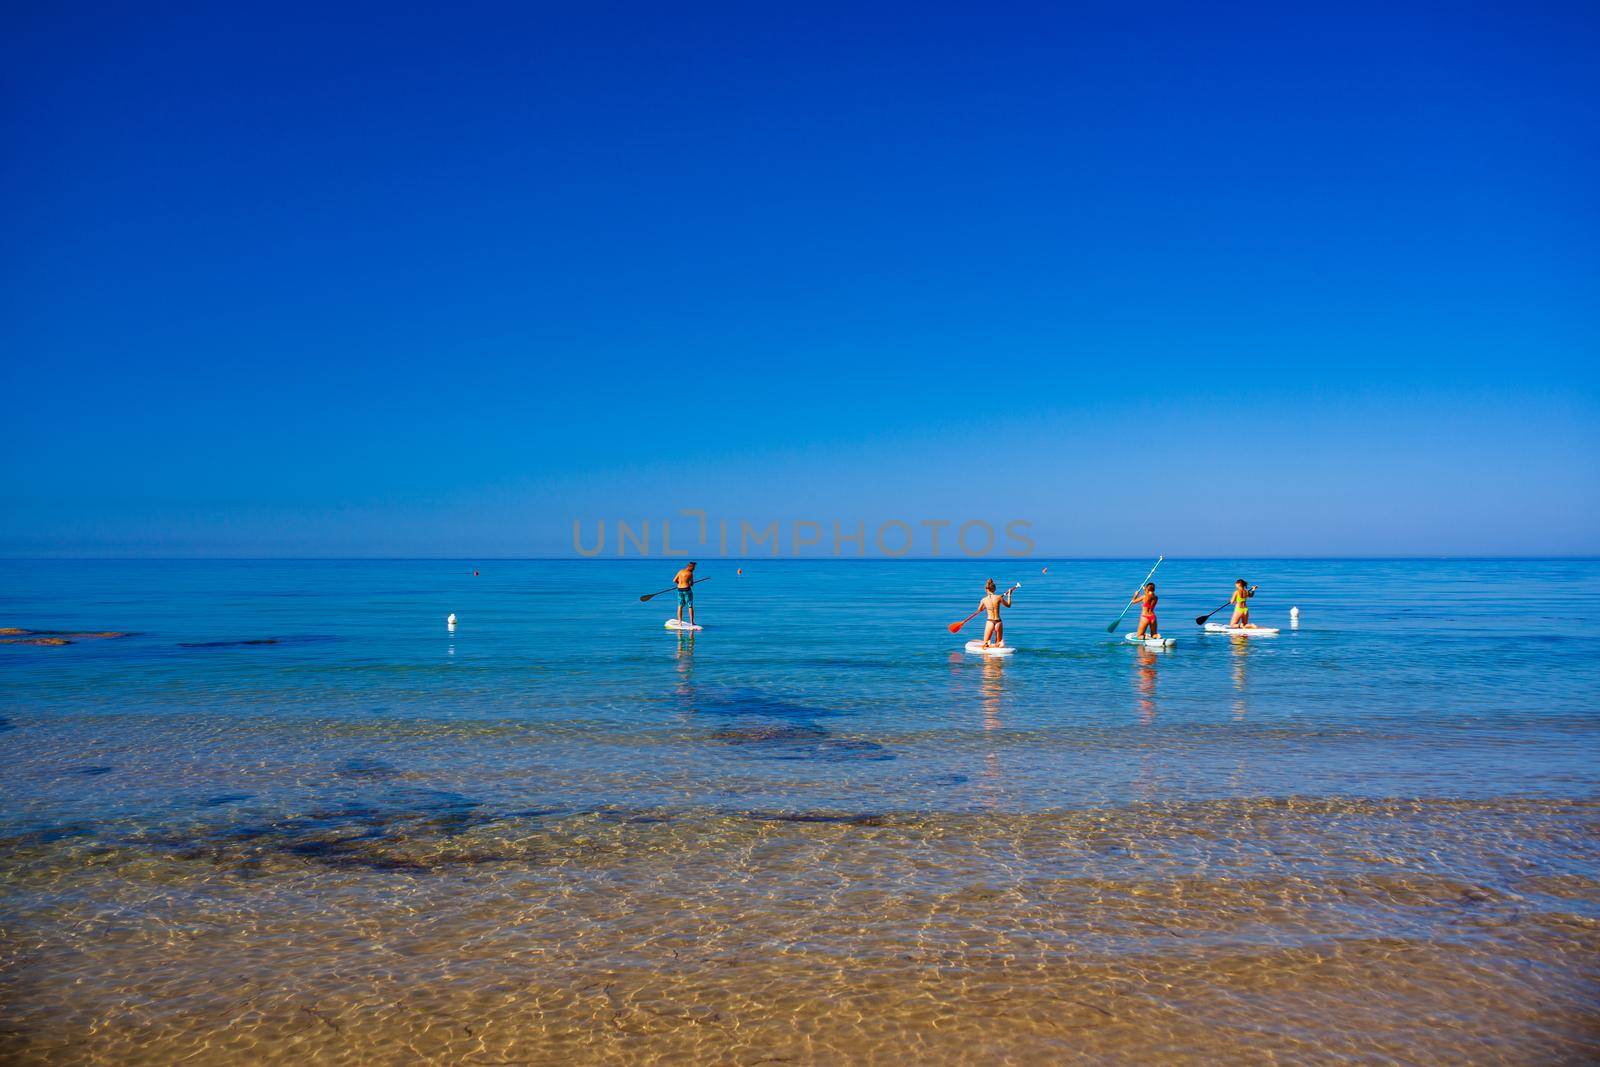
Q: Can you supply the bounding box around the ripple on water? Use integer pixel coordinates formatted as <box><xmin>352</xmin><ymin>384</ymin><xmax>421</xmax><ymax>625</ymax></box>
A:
<box><xmin>2</xmin><ymin>795</ymin><xmax>1595</xmax><ymax>1066</ymax></box>
<box><xmin>3</xmin><ymin>558</ymin><xmax>1599</xmax><ymax>1063</ymax></box>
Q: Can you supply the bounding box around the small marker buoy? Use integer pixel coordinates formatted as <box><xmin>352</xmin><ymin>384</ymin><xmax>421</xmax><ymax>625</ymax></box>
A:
<box><xmin>1042</xmin><ymin>567</ymin><xmax>1048</xmax><ymax>574</ymax></box>
<box><xmin>473</xmin><ymin>570</ymin><xmax>479</xmax><ymax>576</ymax></box>
<box><xmin>1290</xmin><ymin>606</ymin><xmax>1300</xmax><ymax>618</ymax></box>
<box><xmin>737</xmin><ymin>568</ymin><xmax>743</xmax><ymax>575</ymax></box>
<box><xmin>446</xmin><ymin>613</ymin><xmax>457</xmax><ymax>631</ymax></box>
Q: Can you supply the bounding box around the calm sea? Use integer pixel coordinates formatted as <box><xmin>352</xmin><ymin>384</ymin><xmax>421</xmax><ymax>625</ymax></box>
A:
<box><xmin>3</xmin><ymin>559</ymin><xmax>1597</xmax><ymax>1063</ymax></box>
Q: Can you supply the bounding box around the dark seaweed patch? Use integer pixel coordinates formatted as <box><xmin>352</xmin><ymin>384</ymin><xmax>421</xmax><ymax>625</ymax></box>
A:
<box><xmin>697</xmin><ymin>683</ymin><xmax>893</xmax><ymax>762</ymax></box>
<box><xmin>383</xmin><ymin>788</ymin><xmax>482</xmax><ymax>835</ymax></box>
<box><xmin>708</xmin><ymin>722</ymin><xmax>892</xmax><ymax>762</ymax></box>
<box><xmin>692</xmin><ymin>688</ymin><xmax>842</xmax><ymax>722</ymax></box>
<box><xmin>178</xmin><ymin>635</ymin><xmax>338</xmax><ymax>649</ymax></box>
<box><xmin>73</xmin><ymin>765</ymin><xmax>114</xmax><ymax>777</ymax></box>
<box><xmin>744</xmin><ymin>811</ymin><xmax>888</xmax><ymax>826</ymax></box>
<box><xmin>299</xmin><ymin>803</ymin><xmax>384</xmax><ymax>826</ymax></box>
<box><xmin>590</xmin><ymin>809</ymin><xmax>668</xmax><ymax>825</ymax></box>
<box><xmin>282</xmin><ymin>836</ymin><xmax>428</xmax><ymax>871</ymax></box>
<box><xmin>708</xmin><ymin>723</ymin><xmax>828</xmax><ymax>745</ymax></box>
<box><xmin>336</xmin><ymin>758</ymin><xmax>400</xmax><ymax>780</ymax></box>
<box><xmin>0</xmin><ymin>717</ymin><xmax>13</xmax><ymax>733</ymax></box>
<box><xmin>925</xmin><ymin>774</ymin><xmax>970</xmax><ymax>787</ymax></box>
<box><xmin>762</xmin><ymin>738</ymin><xmax>894</xmax><ymax>763</ymax></box>
<box><xmin>180</xmin><ymin>788</ymin><xmax>491</xmax><ymax>870</ymax></box>
<box><xmin>0</xmin><ymin>822</ymin><xmax>97</xmax><ymax>848</ymax></box>
<box><xmin>202</xmin><ymin>793</ymin><xmax>254</xmax><ymax>807</ymax></box>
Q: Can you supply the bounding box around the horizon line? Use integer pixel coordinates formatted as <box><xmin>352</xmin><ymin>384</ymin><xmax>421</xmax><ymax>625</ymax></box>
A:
<box><xmin>1</xmin><ymin>555</ymin><xmax>1596</xmax><ymax>563</ymax></box>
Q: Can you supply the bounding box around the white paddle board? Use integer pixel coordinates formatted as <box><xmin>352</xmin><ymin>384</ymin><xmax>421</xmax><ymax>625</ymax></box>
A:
<box><xmin>1203</xmin><ymin>623</ymin><xmax>1279</xmax><ymax>636</ymax></box>
<box><xmin>964</xmin><ymin>641</ymin><xmax>1014</xmax><ymax>657</ymax></box>
<box><xmin>664</xmin><ymin>619</ymin><xmax>703</xmax><ymax>631</ymax></box>
<box><xmin>1125</xmin><ymin>634</ymin><xmax>1175</xmax><ymax>647</ymax></box>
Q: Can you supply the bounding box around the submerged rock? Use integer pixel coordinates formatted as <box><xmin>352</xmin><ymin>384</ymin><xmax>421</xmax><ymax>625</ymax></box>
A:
<box><xmin>0</xmin><ymin>628</ymin><xmax>129</xmax><ymax>646</ymax></box>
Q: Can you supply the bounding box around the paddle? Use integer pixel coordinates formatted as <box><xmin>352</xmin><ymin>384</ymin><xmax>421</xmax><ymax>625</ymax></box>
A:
<box><xmin>1105</xmin><ymin>557</ymin><xmax>1164</xmax><ymax>633</ymax></box>
<box><xmin>639</xmin><ymin>577</ymin><xmax>710</xmax><ymax>602</ymax></box>
<box><xmin>948</xmin><ymin>583</ymin><xmax>1019</xmax><ymax>633</ymax></box>
<box><xmin>1196</xmin><ymin>585</ymin><xmax>1255</xmax><ymax>626</ymax></box>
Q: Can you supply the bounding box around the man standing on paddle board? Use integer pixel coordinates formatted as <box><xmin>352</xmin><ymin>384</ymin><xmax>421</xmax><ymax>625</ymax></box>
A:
<box><xmin>673</xmin><ymin>562</ymin><xmax>698</xmax><ymax>628</ymax></box>
<box><xmin>1229</xmin><ymin>579</ymin><xmax>1257</xmax><ymax>628</ymax></box>
<box><xmin>979</xmin><ymin>579</ymin><xmax>1013</xmax><ymax>649</ymax></box>
<box><xmin>1129</xmin><ymin>582</ymin><xmax>1161</xmax><ymax>641</ymax></box>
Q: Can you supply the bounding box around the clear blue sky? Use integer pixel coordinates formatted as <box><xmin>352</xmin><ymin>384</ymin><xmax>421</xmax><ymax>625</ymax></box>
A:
<box><xmin>3</xmin><ymin>2</ymin><xmax>1596</xmax><ymax>557</ymax></box>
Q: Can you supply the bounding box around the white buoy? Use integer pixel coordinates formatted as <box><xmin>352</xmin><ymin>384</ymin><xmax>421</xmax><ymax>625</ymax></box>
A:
<box><xmin>446</xmin><ymin>613</ymin><xmax>457</xmax><ymax>631</ymax></box>
<box><xmin>1290</xmin><ymin>606</ymin><xmax>1299</xmax><ymax>629</ymax></box>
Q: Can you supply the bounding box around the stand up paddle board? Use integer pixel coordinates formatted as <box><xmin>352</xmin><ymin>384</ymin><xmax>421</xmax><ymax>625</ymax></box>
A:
<box><xmin>964</xmin><ymin>641</ymin><xmax>1014</xmax><ymax>657</ymax></box>
<box><xmin>664</xmin><ymin>619</ymin><xmax>703</xmax><ymax>631</ymax></box>
<box><xmin>1125</xmin><ymin>634</ymin><xmax>1175</xmax><ymax>648</ymax></box>
<box><xmin>1203</xmin><ymin>623</ymin><xmax>1279</xmax><ymax>636</ymax></box>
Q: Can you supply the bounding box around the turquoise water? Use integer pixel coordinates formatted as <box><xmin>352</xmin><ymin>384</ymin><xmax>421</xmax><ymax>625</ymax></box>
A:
<box><xmin>4</xmin><ymin>559</ymin><xmax>1596</xmax><ymax>819</ymax></box>
<box><xmin>3</xmin><ymin>559</ymin><xmax>1598</xmax><ymax>1063</ymax></box>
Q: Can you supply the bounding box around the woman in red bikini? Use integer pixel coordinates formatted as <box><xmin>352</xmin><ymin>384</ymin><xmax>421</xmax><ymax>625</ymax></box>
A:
<box><xmin>1129</xmin><ymin>582</ymin><xmax>1160</xmax><ymax>641</ymax></box>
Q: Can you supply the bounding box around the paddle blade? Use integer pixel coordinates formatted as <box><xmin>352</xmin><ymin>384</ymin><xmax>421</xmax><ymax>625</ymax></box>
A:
<box><xmin>1106</xmin><ymin>621</ymin><xmax>1120</xmax><ymax>633</ymax></box>
<box><xmin>948</xmin><ymin>621</ymin><xmax>963</xmax><ymax>633</ymax></box>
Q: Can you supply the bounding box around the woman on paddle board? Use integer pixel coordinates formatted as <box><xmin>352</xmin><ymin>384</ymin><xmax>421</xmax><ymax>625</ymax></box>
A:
<box><xmin>1129</xmin><ymin>582</ymin><xmax>1161</xmax><ymax>641</ymax></box>
<box><xmin>979</xmin><ymin>579</ymin><xmax>1013</xmax><ymax>649</ymax></box>
<box><xmin>1229</xmin><ymin>579</ymin><xmax>1257</xmax><ymax>628</ymax></box>
<box><xmin>673</xmin><ymin>562</ymin><xmax>698</xmax><ymax>628</ymax></box>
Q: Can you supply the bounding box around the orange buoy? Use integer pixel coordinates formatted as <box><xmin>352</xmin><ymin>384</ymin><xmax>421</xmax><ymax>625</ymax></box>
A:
<box><xmin>737</xmin><ymin>568</ymin><xmax>743</xmax><ymax>575</ymax></box>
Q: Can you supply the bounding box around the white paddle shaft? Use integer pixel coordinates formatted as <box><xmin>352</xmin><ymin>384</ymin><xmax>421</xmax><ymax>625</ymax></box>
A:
<box><xmin>1106</xmin><ymin>556</ymin><xmax>1164</xmax><ymax>632</ymax></box>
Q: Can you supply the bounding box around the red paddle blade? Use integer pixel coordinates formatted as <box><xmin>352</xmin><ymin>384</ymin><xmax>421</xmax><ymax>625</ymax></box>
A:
<box><xmin>947</xmin><ymin>621</ymin><xmax>963</xmax><ymax>633</ymax></box>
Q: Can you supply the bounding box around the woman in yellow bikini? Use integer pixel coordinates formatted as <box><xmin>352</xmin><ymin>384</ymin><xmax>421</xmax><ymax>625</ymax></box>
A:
<box><xmin>1229</xmin><ymin>579</ymin><xmax>1257</xmax><ymax>628</ymax></box>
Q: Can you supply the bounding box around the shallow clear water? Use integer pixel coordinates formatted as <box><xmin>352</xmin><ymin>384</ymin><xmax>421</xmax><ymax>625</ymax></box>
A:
<box><xmin>2</xmin><ymin>559</ymin><xmax>1597</xmax><ymax>1063</ymax></box>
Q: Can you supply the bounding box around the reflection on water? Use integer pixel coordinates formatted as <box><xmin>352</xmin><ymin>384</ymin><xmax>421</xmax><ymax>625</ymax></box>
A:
<box><xmin>978</xmin><ymin>656</ymin><xmax>1008</xmax><ymax>811</ymax></box>
<box><xmin>1136</xmin><ymin>646</ymin><xmax>1159</xmax><ymax>725</ymax></box>
<box><xmin>979</xmin><ymin>655</ymin><xmax>1005</xmax><ymax>733</ymax></box>
<box><xmin>674</xmin><ymin>629</ymin><xmax>694</xmax><ymax>695</ymax></box>
<box><xmin>1231</xmin><ymin>635</ymin><xmax>1250</xmax><ymax>721</ymax></box>
<box><xmin>1131</xmin><ymin>647</ymin><xmax>1169</xmax><ymax>803</ymax></box>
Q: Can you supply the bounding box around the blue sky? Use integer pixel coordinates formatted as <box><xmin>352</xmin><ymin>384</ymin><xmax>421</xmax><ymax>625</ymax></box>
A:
<box><xmin>3</xmin><ymin>2</ymin><xmax>1596</xmax><ymax>557</ymax></box>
